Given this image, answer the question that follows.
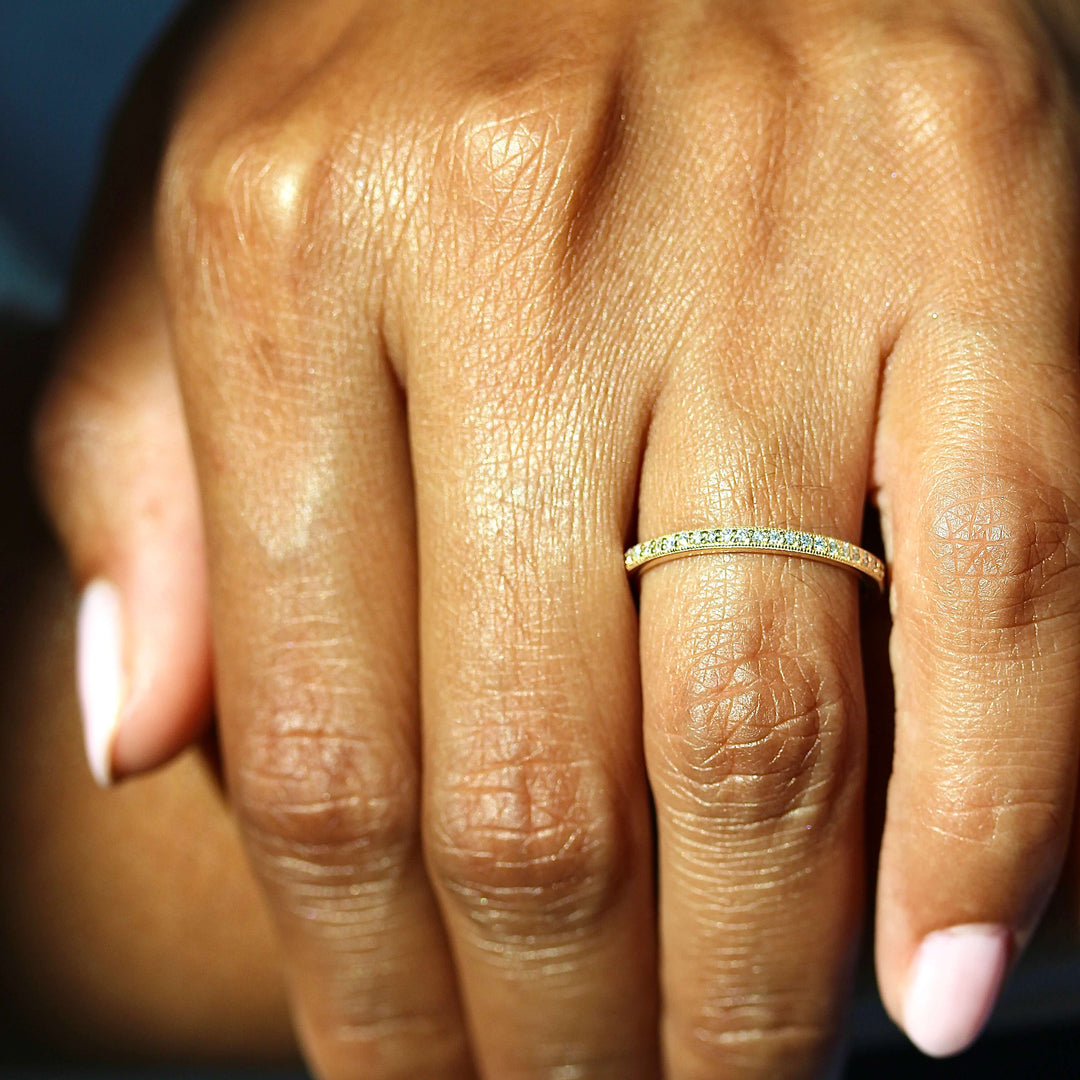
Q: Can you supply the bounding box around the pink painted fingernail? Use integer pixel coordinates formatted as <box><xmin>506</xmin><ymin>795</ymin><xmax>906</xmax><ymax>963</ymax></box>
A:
<box><xmin>76</xmin><ymin>580</ymin><xmax>126</xmax><ymax>788</ymax></box>
<box><xmin>903</xmin><ymin>923</ymin><xmax>1010</xmax><ymax>1057</ymax></box>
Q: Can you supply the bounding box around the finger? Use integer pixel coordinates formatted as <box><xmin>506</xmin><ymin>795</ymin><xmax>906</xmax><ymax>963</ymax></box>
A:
<box><xmin>636</xmin><ymin>320</ymin><xmax>879</xmax><ymax>1078</ymax></box>
<box><xmin>33</xmin><ymin>200</ymin><xmax>211</xmax><ymax>787</ymax></box>
<box><xmin>417</xmin><ymin>413</ymin><xmax>660</xmax><ymax>1076</ymax></box>
<box><xmin>162</xmin><ymin>134</ymin><xmax>474</xmax><ymax>1079</ymax></box>
<box><xmin>873</xmin><ymin>302</ymin><xmax>1080</xmax><ymax>1053</ymax></box>
<box><xmin>413</xmin><ymin>192</ymin><xmax>659</xmax><ymax>1076</ymax></box>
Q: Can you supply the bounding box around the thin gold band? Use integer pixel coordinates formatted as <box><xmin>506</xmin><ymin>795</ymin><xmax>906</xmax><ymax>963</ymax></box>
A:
<box><xmin>625</xmin><ymin>527</ymin><xmax>885</xmax><ymax>590</ymax></box>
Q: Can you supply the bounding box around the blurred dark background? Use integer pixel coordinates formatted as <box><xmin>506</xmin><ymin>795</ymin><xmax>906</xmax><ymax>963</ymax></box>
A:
<box><xmin>0</xmin><ymin>3</ymin><xmax>1076</xmax><ymax>1077</ymax></box>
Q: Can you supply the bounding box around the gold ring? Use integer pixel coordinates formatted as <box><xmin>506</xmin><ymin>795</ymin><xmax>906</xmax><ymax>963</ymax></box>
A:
<box><xmin>625</xmin><ymin>526</ymin><xmax>885</xmax><ymax>590</ymax></box>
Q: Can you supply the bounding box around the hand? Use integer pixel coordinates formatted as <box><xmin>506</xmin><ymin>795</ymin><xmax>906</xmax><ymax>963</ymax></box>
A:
<box><xmin>34</xmin><ymin>1</ymin><xmax>1080</xmax><ymax>1076</ymax></box>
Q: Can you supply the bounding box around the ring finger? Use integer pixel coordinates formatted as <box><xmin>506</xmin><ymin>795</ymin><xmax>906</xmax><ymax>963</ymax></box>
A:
<box><xmin>638</xmin><ymin>320</ymin><xmax>883</xmax><ymax>1079</ymax></box>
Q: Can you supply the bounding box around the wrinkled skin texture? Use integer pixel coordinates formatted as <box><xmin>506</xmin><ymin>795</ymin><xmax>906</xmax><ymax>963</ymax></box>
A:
<box><xmin>33</xmin><ymin>0</ymin><xmax>1080</xmax><ymax>1077</ymax></box>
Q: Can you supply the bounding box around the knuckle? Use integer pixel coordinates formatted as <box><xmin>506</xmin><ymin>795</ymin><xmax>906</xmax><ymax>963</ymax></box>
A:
<box><xmin>915</xmin><ymin>468</ymin><xmax>1080</xmax><ymax>636</ymax></box>
<box><xmin>436</xmin><ymin>92</ymin><xmax>566</xmax><ymax>238</ymax></box>
<box><xmin>914</xmin><ymin>776</ymin><xmax>1069</xmax><ymax>902</ymax></box>
<box><xmin>233</xmin><ymin>720</ymin><xmax>420</xmax><ymax>888</ymax></box>
<box><xmin>428</xmin><ymin>48</ymin><xmax>612</xmax><ymax>263</ymax></box>
<box><xmin>920</xmin><ymin>780</ymin><xmax>1066</xmax><ymax>855</ymax></box>
<box><xmin>875</xmin><ymin>14</ymin><xmax>1057</xmax><ymax>167</ymax></box>
<box><xmin>161</xmin><ymin>119</ymin><xmax>325</xmax><ymax>263</ymax></box>
<box><xmin>648</xmin><ymin>599</ymin><xmax>858</xmax><ymax>831</ymax></box>
<box><xmin>669</xmin><ymin>1007</ymin><xmax>832</xmax><ymax>1080</ymax></box>
<box><xmin>426</xmin><ymin>722</ymin><xmax>633</xmax><ymax>936</ymax></box>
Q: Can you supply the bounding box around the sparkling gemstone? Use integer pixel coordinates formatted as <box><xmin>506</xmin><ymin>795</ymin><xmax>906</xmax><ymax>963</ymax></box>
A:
<box><xmin>799</xmin><ymin>532</ymin><xmax>813</xmax><ymax>550</ymax></box>
<box><xmin>767</xmin><ymin>529</ymin><xmax>784</xmax><ymax>546</ymax></box>
<box><xmin>733</xmin><ymin>528</ymin><xmax>750</xmax><ymax>545</ymax></box>
<box><xmin>708</xmin><ymin>529</ymin><xmax>723</xmax><ymax>544</ymax></box>
<box><xmin>661</xmin><ymin>536</ymin><xmax>675</xmax><ymax>553</ymax></box>
<box><xmin>752</xmin><ymin>529</ymin><xmax>768</xmax><ymax>545</ymax></box>
<box><xmin>814</xmin><ymin>537</ymin><xmax>828</xmax><ymax>555</ymax></box>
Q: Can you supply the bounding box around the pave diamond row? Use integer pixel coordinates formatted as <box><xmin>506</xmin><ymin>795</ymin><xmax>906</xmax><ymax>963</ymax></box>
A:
<box><xmin>624</xmin><ymin>527</ymin><xmax>885</xmax><ymax>588</ymax></box>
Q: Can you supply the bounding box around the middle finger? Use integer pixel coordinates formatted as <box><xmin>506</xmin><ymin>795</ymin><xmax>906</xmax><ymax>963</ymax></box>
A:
<box><xmin>411</xmin><ymin>263</ymin><xmax>660</xmax><ymax>1077</ymax></box>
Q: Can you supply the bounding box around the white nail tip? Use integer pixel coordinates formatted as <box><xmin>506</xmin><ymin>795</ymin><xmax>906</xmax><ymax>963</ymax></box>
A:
<box><xmin>903</xmin><ymin>923</ymin><xmax>1009</xmax><ymax>1058</ymax></box>
<box><xmin>76</xmin><ymin>580</ymin><xmax>126</xmax><ymax>788</ymax></box>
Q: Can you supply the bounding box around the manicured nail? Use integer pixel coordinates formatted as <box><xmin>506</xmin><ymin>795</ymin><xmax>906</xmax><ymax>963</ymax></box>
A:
<box><xmin>76</xmin><ymin>580</ymin><xmax>126</xmax><ymax>788</ymax></box>
<box><xmin>903</xmin><ymin>923</ymin><xmax>1009</xmax><ymax>1058</ymax></box>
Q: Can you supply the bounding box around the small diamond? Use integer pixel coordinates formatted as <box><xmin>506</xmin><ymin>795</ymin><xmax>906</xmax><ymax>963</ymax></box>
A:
<box><xmin>733</xmin><ymin>528</ymin><xmax>751</xmax><ymax>545</ymax></box>
<box><xmin>752</xmin><ymin>529</ymin><xmax>768</xmax><ymax>545</ymax></box>
<box><xmin>828</xmin><ymin>539</ymin><xmax>839</xmax><ymax>557</ymax></box>
<box><xmin>799</xmin><ymin>533</ymin><xmax>813</xmax><ymax>550</ymax></box>
<box><xmin>814</xmin><ymin>537</ymin><xmax>828</xmax><ymax>555</ymax></box>
<box><xmin>708</xmin><ymin>529</ymin><xmax>723</xmax><ymax>544</ymax></box>
<box><xmin>718</xmin><ymin>528</ymin><xmax>733</xmax><ymax>544</ymax></box>
<box><xmin>767</xmin><ymin>529</ymin><xmax>784</xmax><ymax>546</ymax></box>
<box><xmin>692</xmin><ymin>530</ymin><xmax>707</xmax><ymax>544</ymax></box>
<box><xmin>661</xmin><ymin>537</ymin><xmax>674</xmax><ymax>553</ymax></box>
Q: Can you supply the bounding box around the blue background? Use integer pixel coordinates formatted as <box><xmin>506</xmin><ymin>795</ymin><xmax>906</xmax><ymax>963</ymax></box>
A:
<box><xmin>0</xmin><ymin>1</ymin><xmax>182</xmax><ymax>317</ymax></box>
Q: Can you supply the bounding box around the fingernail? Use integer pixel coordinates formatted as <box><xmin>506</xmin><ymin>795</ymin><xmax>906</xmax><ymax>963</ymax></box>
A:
<box><xmin>76</xmin><ymin>579</ymin><xmax>126</xmax><ymax>788</ymax></box>
<box><xmin>903</xmin><ymin>923</ymin><xmax>1010</xmax><ymax>1058</ymax></box>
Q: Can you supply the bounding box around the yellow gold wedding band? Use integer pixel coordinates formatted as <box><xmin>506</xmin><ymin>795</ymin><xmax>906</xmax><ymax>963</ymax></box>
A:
<box><xmin>625</xmin><ymin>526</ymin><xmax>885</xmax><ymax>590</ymax></box>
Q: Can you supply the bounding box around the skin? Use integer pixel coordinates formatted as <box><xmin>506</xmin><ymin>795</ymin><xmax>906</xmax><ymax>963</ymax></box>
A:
<box><xmin>29</xmin><ymin>0</ymin><xmax>1080</xmax><ymax>1076</ymax></box>
<box><xmin>2</xmin><ymin>533</ymin><xmax>1079</xmax><ymax>1062</ymax></box>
